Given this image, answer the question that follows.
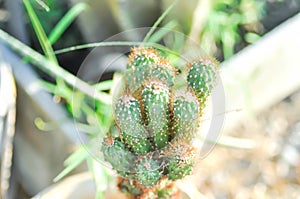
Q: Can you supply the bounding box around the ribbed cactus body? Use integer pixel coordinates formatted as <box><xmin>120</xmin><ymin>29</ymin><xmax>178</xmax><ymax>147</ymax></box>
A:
<box><xmin>142</xmin><ymin>81</ymin><xmax>170</xmax><ymax>149</ymax></box>
<box><xmin>125</xmin><ymin>48</ymin><xmax>176</xmax><ymax>93</ymax></box>
<box><xmin>115</xmin><ymin>95</ymin><xmax>151</xmax><ymax>154</ymax></box>
<box><xmin>102</xmin><ymin>137</ymin><xmax>135</xmax><ymax>178</ymax></box>
<box><xmin>166</xmin><ymin>143</ymin><xmax>196</xmax><ymax>181</ymax></box>
<box><xmin>102</xmin><ymin>48</ymin><xmax>218</xmax><ymax>198</ymax></box>
<box><xmin>167</xmin><ymin>158</ymin><xmax>194</xmax><ymax>181</ymax></box>
<box><xmin>187</xmin><ymin>58</ymin><xmax>217</xmax><ymax>105</ymax></box>
<box><xmin>148</xmin><ymin>63</ymin><xmax>175</xmax><ymax>87</ymax></box>
<box><xmin>126</xmin><ymin>48</ymin><xmax>160</xmax><ymax>92</ymax></box>
<box><xmin>173</xmin><ymin>91</ymin><xmax>200</xmax><ymax>141</ymax></box>
<box><xmin>136</xmin><ymin>157</ymin><xmax>161</xmax><ymax>187</ymax></box>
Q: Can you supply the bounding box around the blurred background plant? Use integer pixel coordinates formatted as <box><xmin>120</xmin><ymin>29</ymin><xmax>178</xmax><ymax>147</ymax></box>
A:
<box><xmin>0</xmin><ymin>0</ymin><xmax>300</xmax><ymax>198</ymax></box>
<box><xmin>195</xmin><ymin>0</ymin><xmax>265</xmax><ymax>60</ymax></box>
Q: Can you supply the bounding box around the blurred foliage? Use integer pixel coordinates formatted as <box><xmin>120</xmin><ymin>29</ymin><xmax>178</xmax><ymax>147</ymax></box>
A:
<box><xmin>26</xmin><ymin>0</ymin><xmax>83</xmax><ymax>49</ymax></box>
<box><xmin>199</xmin><ymin>0</ymin><xmax>265</xmax><ymax>60</ymax></box>
<box><xmin>28</xmin><ymin>0</ymin><xmax>65</xmax><ymax>34</ymax></box>
<box><xmin>23</xmin><ymin>1</ymin><xmax>112</xmax><ymax>198</ymax></box>
<box><xmin>25</xmin><ymin>0</ymin><xmax>265</xmax><ymax>61</ymax></box>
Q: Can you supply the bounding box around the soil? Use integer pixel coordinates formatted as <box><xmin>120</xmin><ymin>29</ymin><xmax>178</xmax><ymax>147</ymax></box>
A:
<box><xmin>191</xmin><ymin>89</ymin><xmax>300</xmax><ymax>198</ymax></box>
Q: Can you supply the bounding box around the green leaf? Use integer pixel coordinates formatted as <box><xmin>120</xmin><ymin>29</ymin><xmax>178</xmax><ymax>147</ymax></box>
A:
<box><xmin>54</xmin><ymin>41</ymin><xmax>179</xmax><ymax>57</ymax></box>
<box><xmin>49</xmin><ymin>3</ymin><xmax>88</xmax><ymax>44</ymax></box>
<box><xmin>245</xmin><ymin>32</ymin><xmax>261</xmax><ymax>44</ymax></box>
<box><xmin>40</xmin><ymin>80</ymin><xmax>58</xmax><ymax>93</ymax></box>
<box><xmin>93</xmin><ymin>80</ymin><xmax>113</xmax><ymax>91</ymax></box>
<box><xmin>143</xmin><ymin>0</ymin><xmax>178</xmax><ymax>43</ymax></box>
<box><xmin>0</xmin><ymin>29</ymin><xmax>112</xmax><ymax>105</ymax></box>
<box><xmin>87</xmin><ymin>158</ymin><xmax>111</xmax><ymax>199</ymax></box>
<box><xmin>23</xmin><ymin>0</ymin><xmax>58</xmax><ymax>64</ymax></box>
<box><xmin>147</xmin><ymin>20</ymin><xmax>177</xmax><ymax>43</ymax></box>
<box><xmin>53</xmin><ymin>146</ymin><xmax>88</xmax><ymax>182</ymax></box>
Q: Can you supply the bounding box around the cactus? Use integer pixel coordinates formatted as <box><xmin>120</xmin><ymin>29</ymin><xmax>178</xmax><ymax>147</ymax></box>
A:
<box><xmin>115</xmin><ymin>94</ymin><xmax>151</xmax><ymax>154</ymax></box>
<box><xmin>142</xmin><ymin>80</ymin><xmax>170</xmax><ymax>149</ymax></box>
<box><xmin>125</xmin><ymin>48</ymin><xmax>176</xmax><ymax>93</ymax></box>
<box><xmin>166</xmin><ymin>142</ymin><xmax>197</xmax><ymax>181</ymax></box>
<box><xmin>125</xmin><ymin>48</ymin><xmax>160</xmax><ymax>92</ymax></box>
<box><xmin>118</xmin><ymin>178</ymin><xmax>142</xmax><ymax>196</ymax></box>
<box><xmin>102</xmin><ymin>48</ymin><xmax>218</xmax><ymax>198</ymax></box>
<box><xmin>102</xmin><ymin>137</ymin><xmax>136</xmax><ymax>178</ymax></box>
<box><xmin>172</xmin><ymin>90</ymin><xmax>200</xmax><ymax>142</ymax></box>
<box><xmin>187</xmin><ymin>58</ymin><xmax>218</xmax><ymax>107</ymax></box>
<box><xmin>136</xmin><ymin>157</ymin><xmax>162</xmax><ymax>187</ymax></box>
<box><xmin>148</xmin><ymin>61</ymin><xmax>176</xmax><ymax>87</ymax></box>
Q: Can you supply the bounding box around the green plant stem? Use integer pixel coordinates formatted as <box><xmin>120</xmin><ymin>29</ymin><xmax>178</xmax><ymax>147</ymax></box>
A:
<box><xmin>0</xmin><ymin>29</ymin><xmax>111</xmax><ymax>104</ymax></box>
<box><xmin>147</xmin><ymin>20</ymin><xmax>177</xmax><ymax>43</ymax></box>
<box><xmin>49</xmin><ymin>3</ymin><xmax>88</xmax><ymax>44</ymax></box>
<box><xmin>54</xmin><ymin>41</ymin><xmax>180</xmax><ymax>57</ymax></box>
<box><xmin>23</xmin><ymin>0</ymin><xmax>58</xmax><ymax>64</ymax></box>
<box><xmin>142</xmin><ymin>0</ymin><xmax>178</xmax><ymax>43</ymax></box>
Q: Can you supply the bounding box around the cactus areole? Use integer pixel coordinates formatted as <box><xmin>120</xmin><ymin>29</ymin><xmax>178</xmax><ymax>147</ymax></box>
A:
<box><xmin>102</xmin><ymin>48</ymin><xmax>218</xmax><ymax>198</ymax></box>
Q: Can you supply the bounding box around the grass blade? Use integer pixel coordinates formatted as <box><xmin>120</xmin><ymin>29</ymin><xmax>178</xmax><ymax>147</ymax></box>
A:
<box><xmin>147</xmin><ymin>20</ymin><xmax>177</xmax><ymax>43</ymax></box>
<box><xmin>54</xmin><ymin>41</ymin><xmax>179</xmax><ymax>57</ymax></box>
<box><xmin>49</xmin><ymin>3</ymin><xmax>88</xmax><ymax>44</ymax></box>
<box><xmin>0</xmin><ymin>29</ymin><xmax>111</xmax><ymax>104</ymax></box>
<box><xmin>93</xmin><ymin>80</ymin><xmax>113</xmax><ymax>91</ymax></box>
<box><xmin>23</xmin><ymin>0</ymin><xmax>57</xmax><ymax>64</ymax></box>
<box><xmin>34</xmin><ymin>0</ymin><xmax>50</xmax><ymax>12</ymax></box>
<box><xmin>87</xmin><ymin>158</ymin><xmax>110</xmax><ymax>199</ymax></box>
<box><xmin>142</xmin><ymin>0</ymin><xmax>178</xmax><ymax>43</ymax></box>
<box><xmin>53</xmin><ymin>146</ymin><xmax>88</xmax><ymax>182</ymax></box>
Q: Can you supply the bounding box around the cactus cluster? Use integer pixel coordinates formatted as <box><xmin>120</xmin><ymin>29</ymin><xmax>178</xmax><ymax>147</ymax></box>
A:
<box><xmin>102</xmin><ymin>48</ymin><xmax>218</xmax><ymax>198</ymax></box>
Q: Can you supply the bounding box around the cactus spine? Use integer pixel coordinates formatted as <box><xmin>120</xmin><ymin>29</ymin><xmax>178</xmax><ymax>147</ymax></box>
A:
<box><xmin>102</xmin><ymin>48</ymin><xmax>218</xmax><ymax>198</ymax></box>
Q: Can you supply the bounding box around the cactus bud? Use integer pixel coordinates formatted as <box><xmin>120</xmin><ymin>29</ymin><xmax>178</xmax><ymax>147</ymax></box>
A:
<box><xmin>125</xmin><ymin>48</ymin><xmax>161</xmax><ymax>92</ymax></box>
<box><xmin>187</xmin><ymin>58</ymin><xmax>218</xmax><ymax>105</ymax></box>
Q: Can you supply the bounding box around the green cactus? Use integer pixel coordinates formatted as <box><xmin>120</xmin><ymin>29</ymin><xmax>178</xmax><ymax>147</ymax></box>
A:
<box><xmin>125</xmin><ymin>48</ymin><xmax>160</xmax><ymax>92</ymax></box>
<box><xmin>148</xmin><ymin>62</ymin><xmax>175</xmax><ymax>87</ymax></box>
<box><xmin>142</xmin><ymin>80</ymin><xmax>170</xmax><ymax>149</ymax></box>
<box><xmin>172</xmin><ymin>90</ymin><xmax>200</xmax><ymax>142</ymax></box>
<box><xmin>125</xmin><ymin>48</ymin><xmax>176</xmax><ymax>93</ymax></box>
<box><xmin>167</xmin><ymin>160</ymin><xmax>193</xmax><ymax>181</ymax></box>
<box><xmin>166</xmin><ymin>143</ymin><xmax>196</xmax><ymax>181</ymax></box>
<box><xmin>102</xmin><ymin>137</ymin><xmax>135</xmax><ymax>178</ymax></box>
<box><xmin>115</xmin><ymin>94</ymin><xmax>151</xmax><ymax>154</ymax></box>
<box><xmin>187</xmin><ymin>58</ymin><xmax>218</xmax><ymax>106</ymax></box>
<box><xmin>102</xmin><ymin>48</ymin><xmax>218</xmax><ymax>198</ymax></box>
<box><xmin>136</xmin><ymin>157</ymin><xmax>162</xmax><ymax>187</ymax></box>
